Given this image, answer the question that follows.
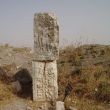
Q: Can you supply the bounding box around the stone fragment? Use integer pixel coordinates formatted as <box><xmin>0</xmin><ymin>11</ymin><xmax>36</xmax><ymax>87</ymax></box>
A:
<box><xmin>56</xmin><ymin>101</ymin><xmax>65</xmax><ymax>110</ymax></box>
<box><xmin>34</xmin><ymin>13</ymin><xmax>59</xmax><ymax>61</ymax></box>
<box><xmin>68</xmin><ymin>106</ymin><xmax>77</xmax><ymax>110</ymax></box>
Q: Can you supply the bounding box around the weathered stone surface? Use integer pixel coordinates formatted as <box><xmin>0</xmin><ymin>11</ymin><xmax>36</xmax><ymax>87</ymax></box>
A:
<box><xmin>56</xmin><ymin>101</ymin><xmax>65</xmax><ymax>110</ymax></box>
<box><xmin>32</xmin><ymin>61</ymin><xmax>58</xmax><ymax>101</ymax></box>
<box><xmin>34</xmin><ymin>13</ymin><xmax>59</xmax><ymax>61</ymax></box>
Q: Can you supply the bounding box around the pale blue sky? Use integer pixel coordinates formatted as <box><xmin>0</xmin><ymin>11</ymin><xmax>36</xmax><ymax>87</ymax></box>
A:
<box><xmin>0</xmin><ymin>0</ymin><xmax>110</xmax><ymax>47</ymax></box>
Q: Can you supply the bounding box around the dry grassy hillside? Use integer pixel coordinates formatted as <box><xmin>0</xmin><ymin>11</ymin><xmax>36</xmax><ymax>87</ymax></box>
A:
<box><xmin>58</xmin><ymin>44</ymin><xmax>110</xmax><ymax>109</ymax></box>
<box><xmin>0</xmin><ymin>44</ymin><xmax>110</xmax><ymax>110</ymax></box>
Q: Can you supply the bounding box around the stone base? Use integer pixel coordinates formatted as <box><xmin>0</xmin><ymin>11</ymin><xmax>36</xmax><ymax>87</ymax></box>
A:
<box><xmin>32</xmin><ymin>61</ymin><xmax>58</xmax><ymax>101</ymax></box>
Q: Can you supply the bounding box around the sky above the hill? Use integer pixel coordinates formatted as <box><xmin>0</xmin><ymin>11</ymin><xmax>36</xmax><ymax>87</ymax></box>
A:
<box><xmin>0</xmin><ymin>0</ymin><xmax>110</xmax><ymax>47</ymax></box>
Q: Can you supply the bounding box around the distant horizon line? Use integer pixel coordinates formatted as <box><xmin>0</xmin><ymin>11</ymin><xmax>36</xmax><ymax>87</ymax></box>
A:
<box><xmin>0</xmin><ymin>42</ymin><xmax>109</xmax><ymax>48</ymax></box>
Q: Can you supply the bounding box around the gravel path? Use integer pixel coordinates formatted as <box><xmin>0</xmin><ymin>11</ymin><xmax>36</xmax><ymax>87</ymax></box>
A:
<box><xmin>0</xmin><ymin>99</ymin><xmax>27</xmax><ymax>110</ymax></box>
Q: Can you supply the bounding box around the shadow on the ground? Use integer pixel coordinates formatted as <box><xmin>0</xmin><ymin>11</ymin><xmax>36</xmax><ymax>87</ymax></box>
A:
<box><xmin>13</xmin><ymin>68</ymin><xmax>32</xmax><ymax>99</ymax></box>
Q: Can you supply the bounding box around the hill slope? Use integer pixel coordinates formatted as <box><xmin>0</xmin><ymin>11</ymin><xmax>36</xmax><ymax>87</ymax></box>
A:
<box><xmin>0</xmin><ymin>44</ymin><xmax>110</xmax><ymax>110</ymax></box>
<box><xmin>58</xmin><ymin>44</ymin><xmax>110</xmax><ymax>109</ymax></box>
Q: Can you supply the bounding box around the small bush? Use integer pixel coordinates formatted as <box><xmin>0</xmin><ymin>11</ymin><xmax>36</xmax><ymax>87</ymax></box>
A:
<box><xmin>95</xmin><ymin>82</ymin><xmax>110</xmax><ymax>103</ymax></box>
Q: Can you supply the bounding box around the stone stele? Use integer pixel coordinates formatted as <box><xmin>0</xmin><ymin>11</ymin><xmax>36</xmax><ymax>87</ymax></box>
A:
<box><xmin>32</xmin><ymin>13</ymin><xmax>59</xmax><ymax>102</ymax></box>
<box><xmin>34</xmin><ymin>13</ymin><xmax>59</xmax><ymax>61</ymax></box>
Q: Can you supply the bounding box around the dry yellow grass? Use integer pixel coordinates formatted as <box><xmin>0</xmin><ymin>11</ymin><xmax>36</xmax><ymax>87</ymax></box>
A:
<box><xmin>0</xmin><ymin>81</ymin><xmax>14</xmax><ymax>105</ymax></box>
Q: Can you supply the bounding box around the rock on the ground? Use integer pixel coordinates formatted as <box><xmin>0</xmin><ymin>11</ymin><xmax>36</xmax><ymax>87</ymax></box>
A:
<box><xmin>56</xmin><ymin>101</ymin><xmax>65</xmax><ymax>110</ymax></box>
<box><xmin>67</xmin><ymin>106</ymin><xmax>77</xmax><ymax>110</ymax></box>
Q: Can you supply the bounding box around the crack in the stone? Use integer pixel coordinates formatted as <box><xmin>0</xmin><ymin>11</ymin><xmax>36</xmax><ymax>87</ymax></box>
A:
<box><xmin>43</xmin><ymin>61</ymin><xmax>47</xmax><ymax>101</ymax></box>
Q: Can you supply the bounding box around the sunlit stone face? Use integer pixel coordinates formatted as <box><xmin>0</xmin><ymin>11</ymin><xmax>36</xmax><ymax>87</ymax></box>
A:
<box><xmin>34</xmin><ymin>13</ymin><xmax>59</xmax><ymax>61</ymax></box>
<box><xmin>32</xmin><ymin>61</ymin><xmax>58</xmax><ymax>101</ymax></box>
<box><xmin>33</xmin><ymin>13</ymin><xmax>59</xmax><ymax>102</ymax></box>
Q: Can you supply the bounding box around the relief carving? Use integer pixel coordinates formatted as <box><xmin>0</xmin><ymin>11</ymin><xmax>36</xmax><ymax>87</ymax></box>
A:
<box><xmin>34</xmin><ymin>13</ymin><xmax>59</xmax><ymax>61</ymax></box>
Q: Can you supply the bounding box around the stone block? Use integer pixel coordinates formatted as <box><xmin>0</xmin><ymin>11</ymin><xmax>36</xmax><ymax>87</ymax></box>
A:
<box><xmin>34</xmin><ymin>13</ymin><xmax>59</xmax><ymax>61</ymax></box>
<box><xmin>56</xmin><ymin>101</ymin><xmax>65</xmax><ymax>110</ymax></box>
<box><xmin>32</xmin><ymin>61</ymin><xmax>58</xmax><ymax>101</ymax></box>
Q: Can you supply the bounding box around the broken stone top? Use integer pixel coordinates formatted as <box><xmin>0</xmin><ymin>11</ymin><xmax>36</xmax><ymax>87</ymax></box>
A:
<box><xmin>34</xmin><ymin>12</ymin><xmax>59</xmax><ymax>61</ymax></box>
<box><xmin>34</xmin><ymin>12</ymin><xmax>58</xmax><ymax>22</ymax></box>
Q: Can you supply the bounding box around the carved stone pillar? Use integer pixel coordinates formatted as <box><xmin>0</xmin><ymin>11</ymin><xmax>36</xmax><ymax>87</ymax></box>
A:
<box><xmin>33</xmin><ymin>13</ymin><xmax>59</xmax><ymax>102</ymax></box>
